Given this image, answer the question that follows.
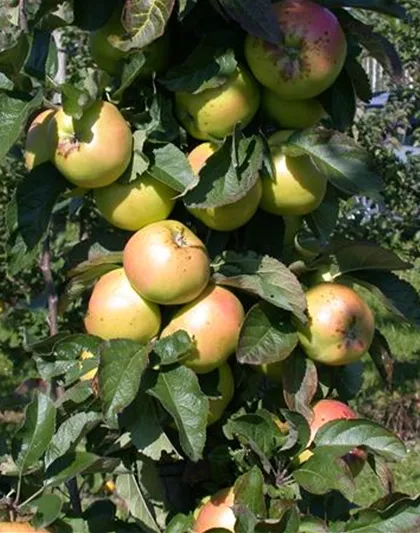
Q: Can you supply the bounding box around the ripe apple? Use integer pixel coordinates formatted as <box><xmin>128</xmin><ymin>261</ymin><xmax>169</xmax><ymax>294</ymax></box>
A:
<box><xmin>193</xmin><ymin>487</ymin><xmax>236</xmax><ymax>533</ymax></box>
<box><xmin>260</xmin><ymin>131</ymin><xmax>327</xmax><ymax>216</ymax></box>
<box><xmin>296</xmin><ymin>283</ymin><xmax>375</xmax><ymax>366</ymax></box>
<box><xmin>24</xmin><ymin>109</ymin><xmax>55</xmax><ymax>170</ymax></box>
<box><xmin>161</xmin><ymin>285</ymin><xmax>245</xmax><ymax>374</ymax></box>
<box><xmin>89</xmin><ymin>9</ymin><xmax>169</xmax><ymax>77</ymax></box>
<box><xmin>48</xmin><ymin>100</ymin><xmax>132</xmax><ymax>189</ymax></box>
<box><xmin>262</xmin><ymin>88</ymin><xmax>325</xmax><ymax>129</ymax></box>
<box><xmin>207</xmin><ymin>363</ymin><xmax>235</xmax><ymax>425</ymax></box>
<box><xmin>175</xmin><ymin>64</ymin><xmax>260</xmax><ymax>140</ymax></box>
<box><xmin>187</xmin><ymin>142</ymin><xmax>262</xmax><ymax>231</ymax></box>
<box><xmin>0</xmin><ymin>524</ymin><xmax>51</xmax><ymax>532</ymax></box>
<box><xmin>84</xmin><ymin>268</ymin><xmax>161</xmax><ymax>342</ymax></box>
<box><xmin>309</xmin><ymin>399</ymin><xmax>367</xmax><ymax>476</ymax></box>
<box><xmin>123</xmin><ymin>220</ymin><xmax>210</xmax><ymax>305</ymax></box>
<box><xmin>244</xmin><ymin>0</ymin><xmax>347</xmax><ymax>100</ymax></box>
<box><xmin>93</xmin><ymin>172</ymin><xmax>176</xmax><ymax>231</ymax></box>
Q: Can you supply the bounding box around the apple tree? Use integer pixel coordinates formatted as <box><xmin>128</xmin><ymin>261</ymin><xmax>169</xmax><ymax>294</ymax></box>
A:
<box><xmin>0</xmin><ymin>0</ymin><xmax>420</xmax><ymax>532</ymax></box>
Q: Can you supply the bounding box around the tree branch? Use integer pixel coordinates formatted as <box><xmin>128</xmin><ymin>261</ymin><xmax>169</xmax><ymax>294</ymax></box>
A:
<box><xmin>39</xmin><ymin>238</ymin><xmax>58</xmax><ymax>336</ymax></box>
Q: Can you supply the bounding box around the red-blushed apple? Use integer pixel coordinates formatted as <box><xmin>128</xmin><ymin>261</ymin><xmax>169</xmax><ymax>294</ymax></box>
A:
<box><xmin>48</xmin><ymin>101</ymin><xmax>132</xmax><ymax>189</ymax></box>
<box><xmin>244</xmin><ymin>0</ymin><xmax>347</xmax><ymax>99</ymax></box>
<box><xmin>123</xmin><ymin>220</ymin><xmax>210</xmax><ymax>305</ymax></box>
<box><xmin>262</xmin><ymin>88</ymin><xmax>326</xmax><ymax>129</ymax></box>
<box><xmin>260</xmin><ymin>131</ymin><xmax>327</xmax><ymax>216</ymax></box>
<box><xmin>84</xmin><ymin>268</ymin><xmax>161</xmax><ymax>342</ymax></box>
<box><xmin>295</xmin><ymin>283</ymin><xmax>375</xmax><ymax>366</ymax></box>
<box><xmin>309</xmin><ymin>399</ymin><xmax>367</xmax><ymax>476</ymax></box>
<box><xmin>0</xmin><ymin>524</ymin><xmax>51</xmax><ymax>532</ymax></box>
<box><xmin>93</xmin><ymin>172</ymin><xmax>176</xmax><ymax>231</ymax></box>
<box><xmin>207</xmin><ymin>363</ymin><xmax>235</xmax><ymax>425</ymax></box>
<box><xmin>193</xmin><ymin>487</ymin><xmax>236</xmax><ymax>533</ymax></box>
<box><xmin>175</xmin><ymin>64</ymin><xmax>260</xmax><ymax>140</ymax></box>
<box><xmin>187</xmin><ymin>142</ymin><xmax>262</xmax><ymax>231</ymax></box>
<box><xmin>24</xmin><ymin>109</ymin><xmax>55</xmax><ymax>170</ymax></box>
<box><xmin>161</xmin><ymin>285</ymin><xmax>245</xmax><ymax>374</ymax></box>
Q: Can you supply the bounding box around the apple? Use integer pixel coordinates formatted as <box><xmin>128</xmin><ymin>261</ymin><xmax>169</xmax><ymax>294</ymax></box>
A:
<box><xmin>48</xmin><ymin>100</ymin><xmax>132</xmax><ymax>189</ymax></box>
<box><xmin>161</xmin><ymin>285</ymin><xmax>245</xmax><ymax>374</ymax></box>
<box><xmin>89</xmin><ymin>9</ymin><xmax>169</xmax><ymax>77</ymax></box>
<box><xmin>260</xmin><ymin>131</ymin><xmax>327</xmax><ymax>216</ymax></box>
<box><xmin>0</xmin><ymin>524</ymin><xmax>51</xmax><ymax>532</ymax></box>
<box><xmin>187</xmin><ymin>142</ymin><xmax>262</xmax><ymax>231</ymax></box>
<box><xmin>262</xmin><ymin>88</ymin><xmax>325</xmax><ymax>129</ymax></box>
<box><xmin>244</xmin><ymin>0</ymin><xmax>347</xmax><ymax>100</ymax></box>
<box><xmin>296</xmin><ymin>283</ymin><xmax>375</xmax><ymax>366</ymax></box>
<box><xmin>309</xmin><ymin>399</ymin><xmax>367</xmax><ymax>476</ymax></box>
<box><xmin>207</xmin><ymin>363</ymin><xmax>235</xmax><ymax>425</ymax></box>
<box><xmin>84</xmin><ymin>268</ymin><xmax>161</xmax><ymax>342</ymax></box>
<box><xmin>193</xmin><ymin>487</ymin><xmax>236</xmax><ymax>533</ymax></box>
<box><xmin>93</xmin><ymin>172</ymin><xmax>176</xmax><ymax>231</ymax></box>
<box><xmin>24</xmin><ymin>109</ymin><xmax>55</xmax><ymax>170</ymax></box>
<box><xmin>255</xmin><ymin>360</ymin><xmax>284</xmax><ymax>383</ymax></box>
<box><xmin>175</xmin><ymin>64</ymin><xmax>260</xmax><ymax>140</ymax></box>
<box><xmin>123</xmin><ymin>220</ymin><xmax>210</xmax><ymax>305</ymax></box>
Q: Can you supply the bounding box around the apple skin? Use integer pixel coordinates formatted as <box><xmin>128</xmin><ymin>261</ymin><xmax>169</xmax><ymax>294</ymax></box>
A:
<box><xmin>244</xmin><ymin>0</ymin><xmax>347</xmax><ymax>100</ymax></box>
<box><xmin>94</xmin><ymin>172</ymin><xmax>176</xmax><ymax>231</ymax></box>
<box><xmin>0</xmin><ymin>524</ymin><xmax>51</xmax><ymax>532</ymax></box>
<box><xmin>262</xmin><ymin>88</ymin><xmax>325</xmax><ymax>129</ymax></box>
<box><xmin>193</xmin><ymin>487</ymin><xmax>236</xmax><ymax>533</ymax></box>
<box><xmin>89</xmin><ymin>10</ymin><xmax>170</xmax><ymax>77</ymax></box>
<box><xmin>255</xmin><ymin>361</ymin><xmax>284</xmax><ymax>383</ymax></box>
<box><xmin>161</xmin><ymin>285</ymin><xmax>245</xmax><ymax>374</ymax></box>
<box><xmin>24</xmin><ymin>109</ymin><xmax>55</xmax><ymax>170</ymax></box>
<box><xmin>310</xmin><ymin>399</ymin><xmax>367</xmax><ymax>476</ymax></box>
<box><xmin>175</xmin><ymin>64</ymin><xmax>260</xmax><ymax>141</ymax></box>
<box><xmin>296</xmin><ymin>283</ymin><xmax>375</xmax><ymax>366</ymax></box>
<box><xmin>207</xmin><ymin>363</ymin><xmax>235</xmax><ymax>425</ymax></box>
<box><xmin>48</xmin><ymin>101</ymin><xmax>132</xmax><ymax>189</ymax></box>
<box><xmin>123</xmin><ymin>220</ymin><xmax>210</xmax><ymax>305</ymax></box>
<box><xmin>260</xmin><ymin>131</ymin><xmax>327</xmax><ymax>216</ymax></box>
<box><xmin>84</xmin><ymin>268</ymin><xmax>161</xmax><ymax>342</ymax></box>
<box><xmin>187</xmin><ymin>142</ymin><xmax>262</xmax><ymax>231</ymax></box>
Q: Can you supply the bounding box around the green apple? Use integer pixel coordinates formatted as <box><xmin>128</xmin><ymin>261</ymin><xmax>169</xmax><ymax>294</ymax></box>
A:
<box><xmin>262</xmin><ymin>88</ymin><xmax>325</xmax><ymax>129</ymax></box>
<box><xmin>175</xmin><ymin>64</ymin><xmax>260</xmax><ymax>140</ymax></box>
<box><xmin>207</xmin><ymin>363</ymin><xmax>235</xmax><ymax>425</ymax></box>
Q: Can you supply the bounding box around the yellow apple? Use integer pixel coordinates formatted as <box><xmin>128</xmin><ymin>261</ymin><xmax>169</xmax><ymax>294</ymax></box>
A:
<box><xmin>260</xmin><ymin>131</ymin><xmax>327</xmax><ymax>216</ymax></box>
<box><xmin>186</xmin><ymin>142</ymin><xmax>262</xmax><ymax>231</ymax></box>
<box><xmin>175</xmin><ymin>64</ymin><xmax>260</xmax><ymax>140</ymax></box>
<box><xmin>48</xmin><ymin>101</ymin><xmax>132</xmax><ymax>189</ymax></box>
<box><xmin>94</xmin><ymin>172</ymin><xmax>176</xmax><ymax>231</ymax></box>
<box><xmin>84</xmin><ymin>268</ymin><xmax>161</xmax><ymax>342</ymax></box>
<box><xmin>24</xmin><ymin>109</ymin><xmax>55</xmax><ymax>170</ymax></box>
<box><xmin>262</xmin><ymin>88</ymin><xmax>325</xmax><ymax>129</ymax></box>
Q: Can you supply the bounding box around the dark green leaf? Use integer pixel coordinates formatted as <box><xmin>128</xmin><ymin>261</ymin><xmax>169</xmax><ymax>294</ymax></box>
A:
<box><xmin>151</xmin><ymin>330</ymin><xmax>194</xmax><ymax>366</ymax></box>
<box><xmin>23</xmin><ymin>493</ymin><xmax>63</xmax><ymax>530</ymax></box>
<box><xmin>212</xmin><ymin>251</ymin><xmax>307</xmax><ymax>322</ymax></box>
<box><xmin>45</xmin><ymin>451</ymin><xmax>99</xmax><ymax>487</ymax></box>
<box><xmin>0</xmin><ymin>30</ymin><xmax>29</xmax><ymax>79</ymax></box>
<box><xmin>317</xmin><ymin>0</ymin><xmax>406</xmax><ymax>18</ymax></box>
<box><xmin>145</xmin><ymin>366</ymin><xmax>208</xmax><ymax>461</ymax></box>
<box><xmin>335</xmin><ymin>362</ymin><xmax>364</xmax><ymax>401</ymax></box>
<box><xmin>12</xmin><ymin>393</ymin><xmax>56</xmax><ymax>473</ymax></box>
<box><xmin>237</xmin><ymin>303</ymin><xmax>298</xmax><ymax>365</ymax></box>
<box><xmin>305</xmin><ymin>186</ymin><xmax>339</xmax><ymax>245</ymax></box>
<box><xmin>345</xmin><ymin>57</ymin><xmax>373</xmax><ymax>103</ymax></box>
<box><xmin>234</xmin><ymin>466</ymin><xmax>266</xmax><ymax>518</ymax></box>
<box><xmin>148</xmin><ymin>142</ymin><xmax>196</xmax><ymax>193</ymax></box>
<box><xmin>280</xmin><ymin>409</ymin><xmax>311</xmax><ymax>455</ymax></box>
<box><xmin>165</xmin><ymin>513</ymin><xmax>194</xmax><ymax>533</ymax></box>
<box><xmin>112</xmin><ymin>51</ymin><xmax>147</xmax><ymax>100</ymax></box>
<box><xmin>73</xmin><ymin>0</ymin><xmax>116</xmax><ymax>30</ymax></box>
<box><xmin>99</xmin><ymin>339</ymin><xmax>150</xmax><ymax>428</ymax></box>
<box><xmin>368</xmin><ymin>329</ymin><xmax>393</xmax><ymax>389</ymax></box>
<box><xmin>318</xmin><ymin>68</ymin><xmax>356</xmax><ymax>132</ymax></box>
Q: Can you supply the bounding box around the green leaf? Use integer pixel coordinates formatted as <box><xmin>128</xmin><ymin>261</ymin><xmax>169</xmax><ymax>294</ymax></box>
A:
<box><xmin>112</xmin><ymin>51</ymin><xmax>147</xmax><ymax>101</ymax></box>
<box><xmin>116</xmin><ymin>0</ymin><xmax>175</xmax><ymax>51</ymax></box>
<box><xmin>334</xmin><ymin>361</ymin><xmax>364</xmax><ymax>401</ymax></box>
<box><xmin>68</xmin><ymin>253</ymin><xmax>124</xmax><ymax>277</ymax></box>
<box><xmin>122</xmin><ymin>394</ymin><xmax>180</xmax><ymax>460</ymax></box>
<box><xmin>45</xmin><ymin>451</ymin><xmax>99</xmax><ymax>487</ymax></box>
<box><xmin>165</xmin><ymin>513</ymin><xmax>195</xmax><ymax>533</ymax></box>
<box><xmin>345</xmin><ymin>57</ymin><xmax>372</xmax><ymax>103</ymax></box>
<box><xmin>217</xmin><ymin>0</ymin><xmax>282</xmax><ymax>43</ymax></box>
<box><xmin>285</xmin><ymin>129</ymin><xmax>383</xmax><ymax>198</ymax></box>
<box><xmin>235</xmin><ymin>466</ymin><xmax>266</xmax><ymax>518</ymax></box>
<box><xmin>293</xmin><ymin>448</ymin><xmax>355</xmax><ymax>499</ymax></box>
<box><xmin>281</xmin><ymin>409</ymin><xmax>311</xmax><ymax>455</ymax></box>
<box><xmin>368</xmin><ymin>329</ymin><xmax>393</xmax><ymax>389</ymax></box>
<box><xmin>116</xmin><ymin>472</ymin><xmax>160</xmax><ymax>533</ymax></box>
<box><xmin>346</xmin><ymin>271</ymin><xmax>420</xmax><ymax>326</ymax></box>
<box><xmin>317</xmin><ymin>0</ymin><xmax>406</xmax><ymax>18</ymax></box>
<box><xmin>183</xmin><ymin>134</ymin><xmax>263</xmax><ymax>209</ymax></box>
<box><xmin>298</xmin><ymin>516</ymin><xmax>328</xmax><ymax>533</ymax></box>
<box><xmin>151</xmin><ymin>330</ymin><xmax>195</xmax><ymax>366</ymax></box>
<box><xmin>145</xmin><ymin>366</ymin><xmax>208</xmax><ymax>461</ymax></box>
<box><xmin>148</xmin><ymin>142</ymin><xmax>196</xmax><ymax>193</ymax></box>
<box><xmin>237</xmin><ymin>302</ymin><xmax>298</xmax><ymax>365</ymax></box>
<box><xmin>318</xmin><ymin>68</ymin><xmax>356</xmax><ymax>132</ymax></box>
<box><xmin>23</xmin><ymin>493</ymin><xmax>63</xmax><ymax>530</ymax></box>
<box><xmin>0</xmin><ymin>89</ymin><xmax>42</xmax><ymax>164</ymax></box>
<box><xmin>12</xmin><ymin>393</ymin><xmax>56</xmax><ymax>473</ymax></box>
<box><xmin>212</xmin><ymin>251</ymin><xmax>307</xmax><ymax>322</ymax></box>
<box><xmin>99</xmin><ymin>339</ymin><xmax>150</xmax><ymax>429</ymax></box>
<box><xmin>305</xmin><ymin>185</ymin><xmax>339</xmax><ymax>244</ymax></box>
<box><xmin>281</xmin><ymin>350</ymin><xmax>318</xmax><ymax>421</ymax></box>
<box><xmin>161</xmin><ymin>32</ymin><xmax>238</xmax><ymax>93</ymax></box>
<box><xmin>73</xmin><ymin>0</ymin><xmax>116</xmax><ymax>30</ymax></box>
<box><xmin>0</xmin><ymin>30</ymin><xmax>29</xmax><ymax>79</ymax></box>
<box><xmin>45</xmin><ymin>411</ymin><xmax>102</xmax><ymax>467</ymax></box>
<box><xmin>315</xmin><ymin>419</ymin><xmax>406</xmax><ymax>460</ymax></box>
